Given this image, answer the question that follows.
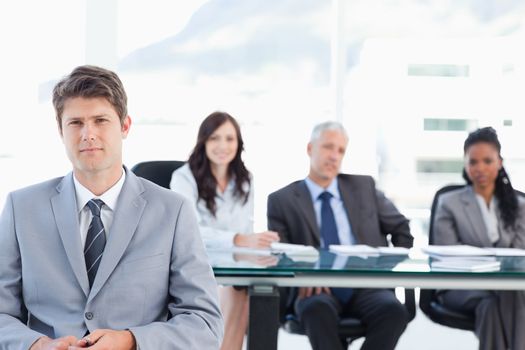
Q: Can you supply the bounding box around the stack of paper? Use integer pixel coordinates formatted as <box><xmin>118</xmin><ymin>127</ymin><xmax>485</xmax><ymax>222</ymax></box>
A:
<box><xmin>430</xmin><ymin>258</ymin><xmax>501</xmax><ymax>272</ymax></box>
<box><xmin>423</xmin><ymin>245</ymin><xmax>525</xmax><ymax>258</ymax></box>
<box><xmin>270</xmin><ymin>242</ymin><xmax>319</xmax><ymax>257</ymax></box>
<box><xmin>422</xmin><ymin>245</ymin><xmax>493</xmax><ymax>257</ymax></box>
<box><xmin>225</xmin><ymin>247</ymin><xmax>275</xmax><ymax>256</ymax></box>
<box><xmin>329</xmin><ymin>245</ymin><xmax>410</xmax><ymax>256</ymax></box>
<box><xmin>487</xmin><ymin>247</ymin><xmax>525</xmax><ymax>256</ymax></box>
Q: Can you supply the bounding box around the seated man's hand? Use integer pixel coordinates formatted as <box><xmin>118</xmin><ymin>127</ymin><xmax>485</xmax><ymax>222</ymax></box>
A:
<box><xmin>73</xmin><ymin>329</ymin><xmax>136</xmax><ymax>350</ymax></box>
<box><xmin>30</xmin><ymin>335</ymin><xmax>78</xmax><ymax>350</ymax></box>
<box><xmin>298</xmin><ymin>287</ymin><xmax>331</xmax><ymax>299</ymax></box>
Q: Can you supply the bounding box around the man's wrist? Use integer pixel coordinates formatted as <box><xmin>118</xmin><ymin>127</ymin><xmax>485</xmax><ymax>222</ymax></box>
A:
<box><xmin>29</xmin><ymin>336</ymin><xmax>51</xmax><ymax>350</ymax></box>
<box><xmin>126</xmin><ymin>330</ymin><xmax>137</xmax><ymax>350</ymax></box>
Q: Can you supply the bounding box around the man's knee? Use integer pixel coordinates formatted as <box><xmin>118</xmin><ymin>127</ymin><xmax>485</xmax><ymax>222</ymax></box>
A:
<box><xmin>374</xmin><ymin>298</ymin><xmax>409</xmax><ymax>328</ymax></box>
<box><xmin>297</xmin><ymin>296</ymin><xmax>338</xmax><ymax>322</ymax></box>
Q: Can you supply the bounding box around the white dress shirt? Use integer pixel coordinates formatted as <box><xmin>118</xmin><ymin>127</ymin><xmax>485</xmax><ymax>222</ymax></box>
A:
<box><xmin>475</xmin><ymin>194</ymin><xmax>500</xmax><ymax>244</ymax></box>
<box><xmin>73</xmin><ymin>168</ymin><xmax>126</xmax><ymax>248</ymax></box>
<box><xmin>170</xmin><ymin>164</ymin><xmax>254</xmax><ymax>249</ymax></box>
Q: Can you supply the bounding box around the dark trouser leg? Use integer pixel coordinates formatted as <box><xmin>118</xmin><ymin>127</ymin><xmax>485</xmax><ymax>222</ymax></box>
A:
<box><xmin>439</xmin><ymin>290</ymin><xmax>507</xmax><ymax>350</ymax></box>
<box><xmin>343</xmin><ymin>289</ymin><xmax>409</xmax><ymax>350</ymax></box>
<box><xmin>295</xmin><ymin>293</ymin><xmax>345</xmax><ymax>350</ymax></box>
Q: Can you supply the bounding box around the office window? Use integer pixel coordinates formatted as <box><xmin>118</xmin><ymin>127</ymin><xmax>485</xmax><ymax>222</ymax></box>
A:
<box><xmin>2</xmin><ymin>0</ymin><xmax>525</xmax><ymax>236</ymax></box>
<box><xmin>407</xmin><ymin>64</ymin><xmax>470</xmax><ymax>77</ymax></box>
<box><xmin>417</xmin><ymin>159</ymin><xmax>464</xmax><ymax>174</ymax></box>
<box><xmin>424</xmin><ymin>118</ymin><xmax>477</xmax><ymax>131</ymax></box>
<box><xmin>502</xmin><ymin>63</ymin><xmax>515</xmax><ymax>75</ymax></box>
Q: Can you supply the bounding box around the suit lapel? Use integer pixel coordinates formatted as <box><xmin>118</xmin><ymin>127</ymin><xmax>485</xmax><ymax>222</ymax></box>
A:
<box><xmin>460</xmin><ymin>188</ymin><xmax>492</xmax><ymax>247</ymax></box>
<box><xmin>88</xmin><ymin>170</ymin><xmax>146</xmax><ymax>301</ymax></box>
<box><xmin>294</xmin><ymin>181</ymin><xmax>320</xmax><ymax>245</ymax></box>
<box><xmin>51</xmin><ymin>173</ymin><xmax>90</xmax><ymax>296</ymax></box>
<box><xmin>338</xmin><ymin>176</ymin><xmax>362</xmax><ymax>243</ymax></box>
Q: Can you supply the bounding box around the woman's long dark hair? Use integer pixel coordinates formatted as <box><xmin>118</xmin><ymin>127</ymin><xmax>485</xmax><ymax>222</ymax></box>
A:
<box><xmin>188</xmin><ymin>111</ymin><xmax>251</xmax><ymax>216</ymax></box>
<box><xmin>462</xmin><ymin>127</ymin><xmax>518</xmax><ymax>229</ymax></box>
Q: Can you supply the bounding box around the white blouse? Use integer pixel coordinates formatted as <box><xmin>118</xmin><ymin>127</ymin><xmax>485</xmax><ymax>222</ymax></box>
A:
<box><xmin>170</xmin><ymin>164</ymin><xmax>254</xmax><ymax>249</ymax></box>
<box><xmin>475</xmin><ymin>194</ymin><xmax>500</xmax><ymax>244</ymax></box>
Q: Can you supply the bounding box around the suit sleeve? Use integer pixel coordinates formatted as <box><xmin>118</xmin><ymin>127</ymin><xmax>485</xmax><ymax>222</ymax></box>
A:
<box><xmin>375</xmin><ymin>188</ymin><xmax>413</xmax><ymax>248</ymax></box>
<box><xmin>129</xmin><ymin>198</ymin><xmax>223</xmax><ymax>349</ymax></box>
<box><xmin>0</xmin><ymin>193</ymin><xmax>45</xmax><ymax>349</ymax></box>
<box><xmin>267</xmin><ymin>192</ymin><xmax>291</xmax><ymax>243</ymax></box>
<box><xmin>432</xmin><ymin>195</ymin><xmax>461</xmax><ymax>245</ymax></box>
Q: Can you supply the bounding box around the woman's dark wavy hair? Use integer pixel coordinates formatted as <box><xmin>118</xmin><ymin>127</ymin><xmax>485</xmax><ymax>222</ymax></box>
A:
<box><xmin>462</xmin><ymin>126</ymin><xmax>518</xmax><ymax>229</ymax></box>
<box><xmin>188</xmin><ymin>111</ymin><xmax>251</xmax><ymax>216</ymax></box>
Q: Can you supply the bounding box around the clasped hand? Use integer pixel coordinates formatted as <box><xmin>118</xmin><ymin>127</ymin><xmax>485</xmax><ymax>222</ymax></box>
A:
<box><xmin>297</xmin><ymin>287</ymin><xmax>332</xmax><ymax>299</ymax></box>
<box><xmin>30</xmin><ymin>329</ymin><xmax>136</xmax><ymax>350</ymax></box>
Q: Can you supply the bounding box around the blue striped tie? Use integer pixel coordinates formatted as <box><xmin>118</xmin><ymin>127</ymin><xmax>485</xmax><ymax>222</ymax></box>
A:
<box><xmin>84</xmin><ymin>199</ymin><xmax>106</xmax><ymax>288</ymax></box>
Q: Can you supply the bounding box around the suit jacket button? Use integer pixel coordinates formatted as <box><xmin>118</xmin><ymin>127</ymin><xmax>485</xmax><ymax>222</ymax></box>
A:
<box><xmin>85</xmin><ymin>312</ymin><xmax>94</xmax><ymax>320</ymax></box>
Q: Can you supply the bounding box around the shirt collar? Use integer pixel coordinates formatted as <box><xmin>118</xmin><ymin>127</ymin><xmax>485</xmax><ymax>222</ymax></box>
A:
<box><xmin>216</xmin><ymin>177</ymin><xmax>236</xmax><ymax>199</ymax></box>
<box><xmin>304</xmin><ymin>176</ymin><xmax>340</xmax><ymax>202</ymax></box>
<box><xmin>73</xmin><ymin>168</ymin><xmax>126</xmax><ymax>213</ymax></box>
<box><xmin>474</xmin><ymin>193</ymin><xmax>498</xmax><ymax>212</ymax></box>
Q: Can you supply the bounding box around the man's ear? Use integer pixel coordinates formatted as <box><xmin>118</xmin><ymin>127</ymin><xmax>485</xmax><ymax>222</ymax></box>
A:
<box><xmin>58</xmin><ymin>122</ymin><xmax>63</xmax><ymax>138</ymax></box>
<box><xmin>121</xmin><ymin>115</ymin><xmax>132</xmax><ymax>139</ymax></box>
<box><xmin>307</xmin><ymin>142</ymin><xmax>312</xmax><ymax>157</ymax></box>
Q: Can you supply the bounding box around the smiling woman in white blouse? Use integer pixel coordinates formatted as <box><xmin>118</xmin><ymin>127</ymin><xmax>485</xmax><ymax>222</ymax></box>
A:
<box><xmin>170</xmin><ymin>111</ymin><xmax>279</xmax><ymax>350</ymax></box>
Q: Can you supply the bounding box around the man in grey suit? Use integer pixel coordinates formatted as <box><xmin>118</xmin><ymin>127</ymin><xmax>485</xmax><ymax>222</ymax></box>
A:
<box><xmin>267</xmin><ymin>121</ymin><xmax>413</xmax><ymax>350</ymax></box>
<box><xmin>0</xmin><ymin>66</ymin><xmax>223</xmax><ymax>349</ymax></box>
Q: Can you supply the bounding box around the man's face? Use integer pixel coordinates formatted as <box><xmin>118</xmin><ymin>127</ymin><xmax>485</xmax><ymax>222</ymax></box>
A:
<box><xmin>308</xmin><ymin>129</ymin><xmax>348</xmax><ymax>186</ymax></box>
<box><xmin>60</xmin><ymin>97</ymin><xmax>131</xmax><ymax>178</ymax></box>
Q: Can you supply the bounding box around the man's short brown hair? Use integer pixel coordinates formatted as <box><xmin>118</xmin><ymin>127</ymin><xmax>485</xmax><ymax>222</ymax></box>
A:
<box><xmin>52</xmin><ymin>65</ymin><xmax>128</xmax><ymax>129</ymax></box>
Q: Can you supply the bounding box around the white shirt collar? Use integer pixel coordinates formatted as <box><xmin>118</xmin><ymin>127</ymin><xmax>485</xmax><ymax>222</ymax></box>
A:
<box><xmin>304</xmin><ymin>176</ymin><xmax>340</xmax><ymax>203</ymax></box>
<box><xmin>73</xmin><ymin>168</ymin><xmax>126</xmax><ymax>213</ymax></box>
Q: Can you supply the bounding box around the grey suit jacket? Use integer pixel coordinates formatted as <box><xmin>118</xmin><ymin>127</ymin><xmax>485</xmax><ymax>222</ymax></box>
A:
<box><xmin>0</xmin><ymin>169</ymin><xmax>223</xmax><ymax>349</ymax></box>
<box><xmin>267</xmin><ymin>174</ymin><xmax>413</xmax><ymax>248</ymax></box>
<box><xmin>433</xmin><ymin>186</ymin><xmax>525</xmax><ymax>248</ymax></box>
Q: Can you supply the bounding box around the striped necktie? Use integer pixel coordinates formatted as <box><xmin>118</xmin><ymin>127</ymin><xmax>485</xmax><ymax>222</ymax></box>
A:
<box><xmin>84</xmin><ymin>199</ymin><xmax>107</xmax><ymax>288</ymax></box>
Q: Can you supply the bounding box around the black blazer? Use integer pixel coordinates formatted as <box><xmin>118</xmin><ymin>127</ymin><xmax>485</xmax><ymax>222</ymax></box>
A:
<box><xmin>267</xmin><ymin>174</ymin><xmax>413</xmax><ymax>248</ymax></box>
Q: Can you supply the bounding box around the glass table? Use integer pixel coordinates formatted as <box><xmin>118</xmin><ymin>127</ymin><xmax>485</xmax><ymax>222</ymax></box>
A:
<box><xmin>209</xmin><ymin>249</ymin><xmax>525</xmax><ymax>350</ymax></box>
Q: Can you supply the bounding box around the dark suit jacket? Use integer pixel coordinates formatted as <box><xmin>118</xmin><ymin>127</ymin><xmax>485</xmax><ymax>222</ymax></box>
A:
<box><xmin>267</xmin><ymin>174</ymin><xmax>413</xmax><ymax>321</ymax></box>
<box><xmin>267</xmin><ymin>174</ymin><xmax>413</xmax><ymax>249</ymax></box>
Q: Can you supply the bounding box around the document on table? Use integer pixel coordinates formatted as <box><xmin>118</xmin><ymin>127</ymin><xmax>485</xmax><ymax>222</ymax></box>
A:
<box><xmin>329</xmin><ymin>244</ymin><xmax>410</xmax><ymax>256</ymax></box>
<box><xmin>223</xmin><ymin>247</ymin><xmax>275</xmax><ymax>256</ymax></box>
<box><xmin>423</xmin><ymin>245</ymin><xmax>525</xmax><ymax>257</ymax></box>
<box><xmin>212</xmin><ymin>243</ymin><xmax>319</xmax><ymax>257</ymax></box>
<box><xmin>422</xmin><ymin>245</ymin><xmax>493</xmax><ymax>257</ymax></box>
<box><xmin>270</xmin><ymin>242</ymin><xmax>319</xmax><ymax>257</ymax></box>
<box><xmin>430</xmin><ymin>259</ymin><xmax>501</xmax><ymax>272</ymax></box>
<box><xmin>487</xmin><ymin>247</ymin><xmax>525</xmax><ymax>256</ymax></box>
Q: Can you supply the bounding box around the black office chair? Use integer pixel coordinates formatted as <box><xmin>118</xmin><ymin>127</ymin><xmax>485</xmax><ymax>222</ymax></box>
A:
<box><xmin>130</xmin><ymin>160</ymin><xmax>185</xmax><ymax>189</ymax></box>
<box><xmin>419</xmin><ymin>184</ymin><xmax>476</xmax><ymax>331</ymax></box>
<box><xmin>283</xmin><ymin>281</ymin><xmax>416</xmax><ymax>347</ymax></box>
